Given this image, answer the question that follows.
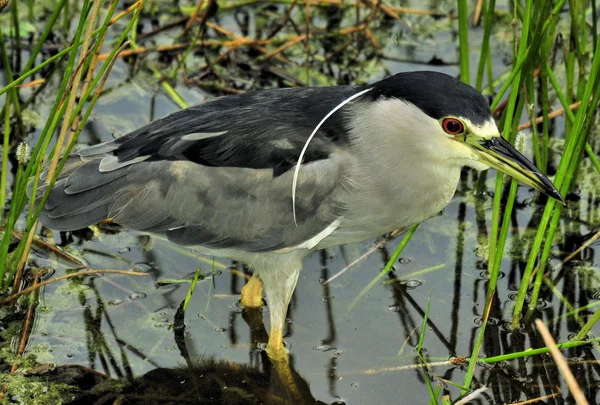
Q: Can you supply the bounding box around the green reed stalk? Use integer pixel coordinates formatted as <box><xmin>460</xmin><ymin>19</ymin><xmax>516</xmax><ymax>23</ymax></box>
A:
<box><xmin>487</xmin><ymin>0</ymin><xmax>533</xmax><ymax>276</ymax></box>
<box><xmin>1</xmin><ymin>3</ymin><xmax>142</xmax><ymax>288</ymax></box>
<box><xmin>512</xmin><ymin>36</ymin><xmax>600</xmax><ymax>327</ymax></box>
<box><xmin>0</xmin><ymin>0</ymin><xmax>92</xmax><ymax>284</ymax></box>
<box><xmin>457</xmin><ymin>0</ymin><xmax>469</xmax><ymax>84</ymax></box>
<box><xmin>0</xmin><ymin>0</ymin><xmax>68</xmax><ymax>130</ymax></box>
<box><xmin>490</xmin><ymin>0</ymin><xmax>567</xmax><ymax>110</ymax></box>
<box><xmin>526</xmin><ymin>82</ymin><xmax>600</xmax><ymax>319</ymax></box>
<box><xmin>475</xmin><ymin>0</ymin><xmax>496</xmax><ymax>92</ymax></box>
<box><xmin>545</xmin><ymin>60</ymin><xmax>598</xmax><ymax>175</ymax></box>
<box><xmin>539</xmin><ymin>22</ymin><xmax>557</xmax><ymax>172</ymax></box>
<box><xmin>586</xmin><ymin>143</ymin><xmax>600</xmax><ymax>174</ymax></box>
<box><xmin>0</xmin><ymin>0</ymin><xmax>93</xmax><ymax>284</ymax></box>
<box><xmin>0</xmin><ymin>96</ymin><xmax>9</xmax><ymax>220</ymax></box>
<box><xmin>593</xmin><ymin>0</ymin><xmax>598</xmax><ymax>52</ymax></box>
<box><xmin>418</xmin><ymin>292</ymin><xmax>438</xmax><ymax>405</ymax></box>
<box><xmin>522</xmin><ymin>59</ymin><xmax>597</xmax><ymax>316</ymax></box>
<box><xmin>525</xmin><ymin>75</ymin><xmax>541</xmax><ymax>168</ymax></box>
<box><xmin>7</xmin><ymin>0</ymin><xmax>117</xmax><ymax>220</ymax></box>
<box><xmin>23</xmin><ymin>0</ymin><xmax>67</xmax><ymax>74</ymax></box>
<box><xmin>575</xmin><ymin>0</ymin><xmax>587</xmax><ymax>99</ymax></box>
<box><xmin>462</xmin><ymin>101</ymin><xmax>525</xmax><ymax>393</ymax></box>
<box><xmin>63</xmin><ymin>0</ymin><xmax>70</xmax><ymax>33</ymax></box>
<box><xmin>0</xmin><ymin>25</ymin><xmax>15</xmax><ymax>221</ymax></box>
<box><xmin>463</xmin><ymin>0</ymin><xmax>537</xmax><ymax>391</ymax></box>
<box><xmin>476</xmin><ymin>336</ymin><xmax>600</xmax><ymax>363</ymax></box>
<box><xmin>0</xmin><ymin>24</ymin><xmax>23</xmax><ymax>137</ymax></box>
<box><xmin>10</xmin><ymin>0</ymin><xmax>20</xmax><ymax>52</ymax></box>
<box><xmin>575</xmin><ymin>308</ymin><xmax>600</xmax><ymax>340</ymax></box>
<box><xmin>0</xmin><ymin>5</ymin><xmax>138</xmax><ymax>99</ymax></box>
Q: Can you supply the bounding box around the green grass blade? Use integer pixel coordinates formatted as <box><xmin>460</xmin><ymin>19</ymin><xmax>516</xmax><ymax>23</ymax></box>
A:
<box><xmin>183</xmin><ymin>268</ymin><xmax>203</xmax><ymax>312</ymax></box>
<box><xmin>457</xmin><ymin>0</ymin><xmax>469</xmax><ymax>84</ymax></box>
<box><xmin>349</xmin><ymin>225</ymin><xmax>418</xmax><ymax>311</ymax></box>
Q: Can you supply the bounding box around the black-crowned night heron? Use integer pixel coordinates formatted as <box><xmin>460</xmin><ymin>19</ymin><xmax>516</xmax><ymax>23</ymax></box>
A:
<box><xmin>38</xmin><ymin>71</ymin><xmax>563</xmax><ymax>359</ymax></box>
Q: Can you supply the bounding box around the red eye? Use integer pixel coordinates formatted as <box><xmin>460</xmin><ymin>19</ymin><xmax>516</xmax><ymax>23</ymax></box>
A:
<box><xmin>442</xmin><ymin>118</ymin><xmax>464</xmax><ymax>135</ymax></box>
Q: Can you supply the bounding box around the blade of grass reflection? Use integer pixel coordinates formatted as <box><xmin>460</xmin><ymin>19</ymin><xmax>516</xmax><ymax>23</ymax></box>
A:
<box><xmin>417</xmin><ymin>290</ymin><xmax>438</xmax><ymax>405</ymax></box>
<box><xmin>388</xmin><ymin>272</ymin><xmax>455</xmax><ymax>353</ymax></box>
<box><xmin>543</xmin><ymin>277</ymin><xmax>586</xmax><ymax>328</ymax></box>
<box><xmin>348</xmin><ymin>224</ymin><xmax>418</xmax><ymax>311</ymax></box>
<box><xmin>382</xmin><ymin>264</ymin><xmax>445</xmax><ymax>285</ymax></box>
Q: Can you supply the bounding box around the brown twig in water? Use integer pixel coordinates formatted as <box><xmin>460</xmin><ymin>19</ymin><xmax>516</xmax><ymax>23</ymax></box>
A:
<box><xmin>109</xmin><ymin>0</ymin><xmax>141</xmax><ymax>25</ymax></box>
<box><xmin>205</xmin><ymin>21</ymin><xmax>291</xmax><ymax>64</ymax></box>
<box><xmin>492</xmin><ymin>97</ymin><xmax>509</xmax><ymax>117</ymax></box>
<box><xmin>0</xmin><ymin>270</ymin><xmax>148</xmax><ymax>305</ymax></box>
<box><xmin>304</xmin><ymin>0</ymin><xmax>311</xmax><ymax>80</ymax></box>
<box><xmin>185</xmin><ymin>0</ymin><xmax>205</xmax><ymax>33</ymax></box>
<box><xmin>267</xmin><ymin>0</ymin><xmax>299</xmax><ymax>39</ymax></box>
<box><xmin>10</xmin><ymin>230</ymin><xmax>85</xmax><ymax>266</ymax></box>
<box><xmin>554</xmin><ymin>229</ymin><xmax>600</xmax><ymax>272</ymax></box>
<box><xmin>535</xmin><ymin>319</ymin><xmax>589</xmax><ymax>405</ymax></box>
<box><xmin>10</xmin><ymin>273</ymin><xmax>41</xmax><ymax>375</ymax></box>
<box><xmin>364</xmin><ymin>28</ymin><xmax>380</xmax><ymax>49</ymax></box>
<box><xmin>510</xmin><ymin>391</ymin><xmax>562</xmax><ymax>405</ymax></box>
<box><xmin>518</xmin><ymin>101</ymin><xmax>583</xmax><ymax>130</ymax></box>
<box><xmin>58</xmin><ymin>46</ymin><xmax>96</xmax><ymax>108</ymax></box>
<box><xmin>139</xmin><ymin>16</ymin><xmax>188</xmax><ymax>40</ymax></box>
<box><xmin>262</xmin><ymin>34</ymin><xmax>308</xmax><ymax>60</ymax></box>
<box><xmin>528</xmin><ymin>228</ymin><xmax>600</xmax><ymax>285</ymax></box>
<box><xmin>212</xmin><ymin>0</ymin><xmax>455</xmax><ymax>18</ymax></box>
<box><xmin>97</xmin><ymin>39</ymin><xmax>269</xmax><ymax>61</ymax></box>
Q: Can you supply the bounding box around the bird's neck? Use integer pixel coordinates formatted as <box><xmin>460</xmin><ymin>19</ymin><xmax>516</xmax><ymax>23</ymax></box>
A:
<box><xmin>341</xmin><ymin>101</ymin><xmax>462</xmax><ymax>233</ymax></box>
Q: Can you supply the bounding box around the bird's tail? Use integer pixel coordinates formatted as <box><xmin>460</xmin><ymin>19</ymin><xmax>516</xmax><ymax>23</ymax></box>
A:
<box><xmin>31</xmin><ymin>152</ymin><xmax>129</xmax><ymax>231</ymax></box>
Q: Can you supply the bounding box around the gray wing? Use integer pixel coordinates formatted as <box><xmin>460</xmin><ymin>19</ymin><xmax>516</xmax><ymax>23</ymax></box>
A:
<box><xmin>39</xmin><ymin>85</ymin><xmax>363</xmax><ymax>252</ymax></box>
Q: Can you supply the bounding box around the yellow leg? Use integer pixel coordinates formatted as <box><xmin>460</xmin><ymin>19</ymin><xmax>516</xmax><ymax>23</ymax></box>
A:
<box><xmin>266</xmin><ymin>327</ymin><xmax>287</xmax><ymax>360</ymax></box>
<box><xmin>241</xmin><ymin>274</ymin><xmax>263</xmax><ymax>308</ymax></box>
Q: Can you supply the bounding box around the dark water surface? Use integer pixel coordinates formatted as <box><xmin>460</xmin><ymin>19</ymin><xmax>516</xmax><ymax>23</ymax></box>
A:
<box><xmin>3</xmin><ymin>1</ymin><xmax>600</xmax><ymax>403</ymax></box>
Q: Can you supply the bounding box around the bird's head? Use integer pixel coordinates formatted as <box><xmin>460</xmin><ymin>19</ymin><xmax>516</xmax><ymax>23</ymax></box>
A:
<box><xmin>367</xmin><ymin>71</ymin><xmax>564</xmax><ymax>204</ymax></box>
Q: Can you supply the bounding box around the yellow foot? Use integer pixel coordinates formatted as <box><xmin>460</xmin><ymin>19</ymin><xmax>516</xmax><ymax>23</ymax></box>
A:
<box><xmin>241</xmin><ymin>274</ymin><xmax>263</xmax><ymax>308</ymax></box>
<box><xmin>266</xmin><ymin>327</ymin><xmax>288</xmax><ymax>361</ymax></box>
